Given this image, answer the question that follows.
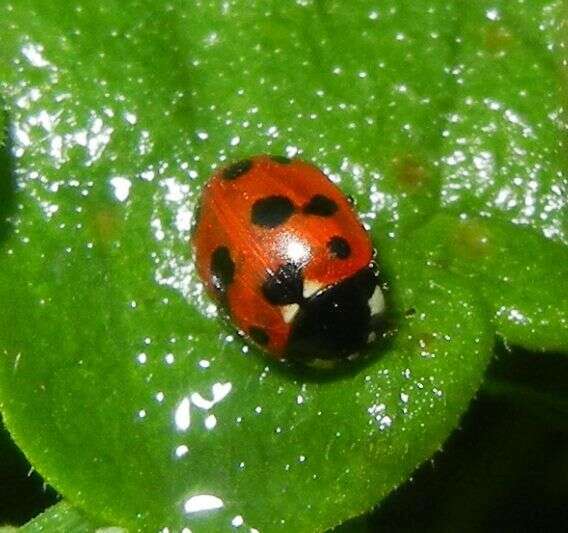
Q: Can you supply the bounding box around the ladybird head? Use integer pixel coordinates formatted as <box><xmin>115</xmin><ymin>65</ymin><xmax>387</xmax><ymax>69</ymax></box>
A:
<box><xmin>256</xmin><ymin>254</ymin><xmax>385</xmax><ymax>362</ymax></box>
<box><xmin>284</xmin><ymin>263</ymin><xmax>385</xmax><ymax>362</ymax></box>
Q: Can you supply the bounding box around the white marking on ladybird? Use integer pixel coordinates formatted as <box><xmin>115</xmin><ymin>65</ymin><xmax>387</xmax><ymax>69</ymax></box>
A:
<box><xmin>368</xmin><ymin>286</ymin><xmax>385</xmax><ymax>316</ymax></box>
<box><xmin>303</xmin><ymin>279</ymin><xmax>324</xmax><ymax>299</ymax></box>
<box><xmin>367</xmin><ymin>331</ymin><xmax>377</xmax><ymax>344</ymax></box>
<box><xmin>281</xmin><ymin>303</ymin><xmax>300</xmax><ymax>323</ymax></box>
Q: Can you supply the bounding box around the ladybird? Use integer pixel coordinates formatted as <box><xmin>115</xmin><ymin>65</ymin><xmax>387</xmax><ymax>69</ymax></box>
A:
<box><xmin>192</xmin><ymin>155</ymin><xmax>385</xmax><ymax>364</ymax></box>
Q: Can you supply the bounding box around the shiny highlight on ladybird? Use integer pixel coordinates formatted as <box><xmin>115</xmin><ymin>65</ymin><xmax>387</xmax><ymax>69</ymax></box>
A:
<box><xmin>192</xmin><ymin>155</ymin><xmax>385</xmax><ymax>364</ymax></box>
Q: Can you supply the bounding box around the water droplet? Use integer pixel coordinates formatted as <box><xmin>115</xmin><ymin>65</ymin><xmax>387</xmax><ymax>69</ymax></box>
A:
<box><xmin>204</xmin><ymin>414</ymin><xmax>217</xmax><ymax>430</ymax></box>
<box><xmin>109</xmin><ymin>177</ymin><xmax>131</xmax><ymax>202</ymax></box>
<box><xmin>486</xmin><ymin>8</ymin><xmax>500</xmax><ymax>21</ymax></box>
<box><xmin>184</xmin><ymin>494</ymin><xmax>223</xmax><ymax>514</ymax></box>
<box><xmin>175</xmin><ymin>445</ymin><xmax>189</xmax><ymax>458</ymax></box>
<box><xmin>231</xmin><ymin>515</ymin><xmax>244</xmax><ymax>527</ymax></box>
<box><xmin>174</xmin><ymin>397</ymin><xmax>191</xmax><ymax>431</ymax></box>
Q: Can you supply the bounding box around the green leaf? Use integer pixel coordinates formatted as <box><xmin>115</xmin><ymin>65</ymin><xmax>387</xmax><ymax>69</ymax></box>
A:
<box><xmin>0</xmin><ymin>213</ymin><xmax>492</xmax><ymax>532</ymax></box>
<box><xmin>438</xmin><ymin>0</ymin><xmax>568</xmax><ymax>244</ymax></box>
<box><xmin>0</xmin><ymin>116</ymin><xmax>14</xmax><ymax>247</ymax></box>
<box><xmin>19</xmin><ymin>502</ymin><xmax>100</xmax><ymax>533</ymax></box>
<box><xmin>405</xmin><ymin>213</ymin><xmax>568</xmax><ymax>352</ymax></box>
<box><xmin>0</xmin><ymin>0</ymin><xmax>563</xmax><ymax>531</ymax></box>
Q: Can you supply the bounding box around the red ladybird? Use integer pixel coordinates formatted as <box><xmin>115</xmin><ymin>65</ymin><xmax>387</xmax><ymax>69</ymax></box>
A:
<box><xmin>192</xmin><ymin>155</ymin><xmax>385</xmax><ymax>363</ymax></box>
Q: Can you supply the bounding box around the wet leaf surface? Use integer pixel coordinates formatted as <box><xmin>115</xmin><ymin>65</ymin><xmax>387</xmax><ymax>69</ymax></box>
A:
<box><xmin>0</xmin><ymin>0</ymin><xmax>564</xmax><ymax>531</ymax></box>
<box><xmin>406</xmin><ymin>214</ymin><xmax>568</xmax><ymax>352</ymax></box>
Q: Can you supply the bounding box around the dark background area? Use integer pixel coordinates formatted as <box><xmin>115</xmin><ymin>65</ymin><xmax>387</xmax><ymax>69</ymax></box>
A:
<box><xmin>0</xmin><ymin>419</ymin><xmax>58</xmax><ymax>526</ymax></box>
<box><xmin>371</xmin><ymin>346</ymin><xmax>568</xmax><ymax>533</ymax></box>
<box><xmin>1</xmin><ymin>346</ymin><xmax>567</xmax><ymax>531</ymax></box>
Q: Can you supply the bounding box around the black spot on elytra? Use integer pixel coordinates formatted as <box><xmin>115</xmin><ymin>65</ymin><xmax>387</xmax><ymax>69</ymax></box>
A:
<box><xmin>249</xmin><ymin>326</ymin><xmax>269</xmax><ymax>346</ymax></box>
<box><xmin>222</xmin><ymin>159</ymin><xmax>253</xmax><ymax>180</ymax></box>
<box><xmin>210</xmin><ymin>246</ymin><xmax>235</xmax><ymax>293</ymax></box>
<box><xmin>303</xmin><ymin>194</ymin><xmax>338</xmax><ymax>217</ymax></box>
<box><xmin>251</xmin><ymin>196</ymin><xmax>295</xmax><ymax>228</ymax></box>
<box><xmin>262</xmin><ymin>263</ymin><xmax>304</xmax><ymax>305</ymax></box>
<box><xmin>328</xmin><ymin>236</ymin><xmax>351</xmax><ymax>259</ymax></box>
<box><xmin>270</xmin><ymin>155</ymin><xmax>292</xmax><ymax>164</ymax></box>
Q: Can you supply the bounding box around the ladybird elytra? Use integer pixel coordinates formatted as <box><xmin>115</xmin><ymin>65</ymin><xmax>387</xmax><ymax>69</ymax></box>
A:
<box><xmin>192</xmin><ymin>155</ymin><xmax>385</xmax><ymax>363</ymax></box>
